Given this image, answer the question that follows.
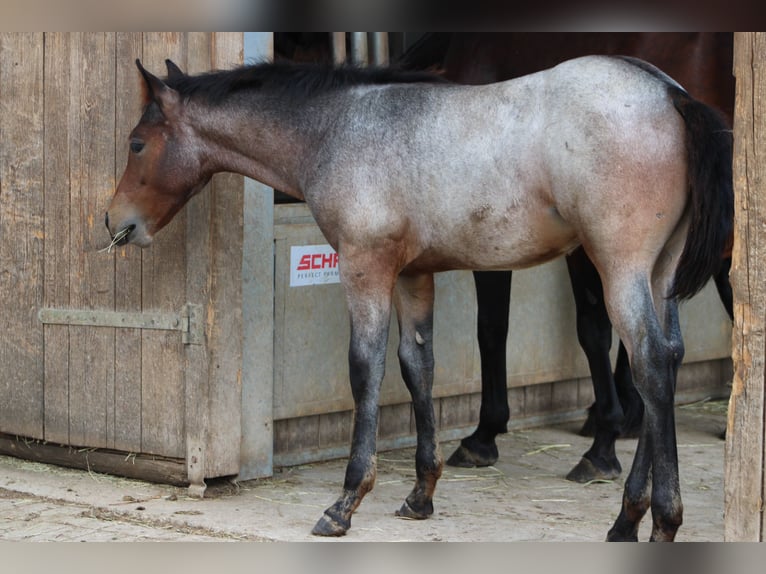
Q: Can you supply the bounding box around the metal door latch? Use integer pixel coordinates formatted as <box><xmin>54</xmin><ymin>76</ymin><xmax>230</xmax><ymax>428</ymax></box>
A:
<box><xmin>38</xmin><ymin>303</ymin><xmax>204</xmax><ymax>345</ymax></box>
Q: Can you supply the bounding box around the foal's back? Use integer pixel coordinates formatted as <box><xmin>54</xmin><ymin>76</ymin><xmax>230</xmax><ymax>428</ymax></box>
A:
<box><xmin>320</xmin><ymin>56</ymin><xmax>687</xmax><ymax>275</ymax></box>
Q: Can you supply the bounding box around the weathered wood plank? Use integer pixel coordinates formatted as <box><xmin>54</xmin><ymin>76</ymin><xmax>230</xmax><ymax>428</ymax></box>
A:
<box><xmin>239</xmin><ymin>33</ymin><xmax>275</xmax><ymax>481</ymax></box>
<box><xmin>318</xmin><ymin>410</ymin><xmax>351</xmax><ymax>448</ymax></box>
<box><xmin>204</xmin><ymin>32</ymin><xmax>244</xmax><ymax>479</ymax></box>
<box><xmin>42</xmin><ymin>32</ymin><xmax>73</xmax><ymax>445</ymax></box>
<box><xmin>379</xmin><ymin>402</ymin><xmax>412</xmax><ymax>440</ymax></box>
<box><xmin>438</xmin><ymin>393</ymin><xmax>475</xmax><ymax>431</ymax></box>
<box><xmin>112</xmin><ymin>32</ymin><xmax>144</xmax><ymax>452</ymax></box>
<box><xmin>0</xmin><ymin>33</ymin><xmax>45</xmax><ymax>439</ymax></box>
<box><xmin>0</xmin><ymin>434</ymin><xmax>187</xmax><ymax>486</ymax></box>
<box><xmin>523</xmin><ymin>382</ymin><xmax>553</xmax><ymax>417</ymax></box>
<box><xmin>67</xmin><ymin>33</ymin><xmax>117</xmax><ymax>448</ymax></box>
<box><xmin>550</xmin><ymin>378</ymin><xmax>580</xmax><ymax>415</ymax></box>
<box><xmin>183</xmin><ymin>31</ymin><xmax>214</xmax><ymax>490</ymax></box>
<box><xmin>725</xmin><ymin>31</ymin><xmax>766</xmax><ymax>542</ymax></box>
<box><xmin>139</xmin><ymin>33</ymin><xmax>187</xmax><ymax>458</ymax></box>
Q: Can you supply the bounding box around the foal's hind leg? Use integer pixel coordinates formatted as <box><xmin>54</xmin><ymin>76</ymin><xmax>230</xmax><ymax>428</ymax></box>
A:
<box><xmin>393</xmin><ymin>273</ymin><xmax>444</xmax><ymax>519</ymax></box>
<box><xmin>447</xmin><ymin>270</ymin><xmax>511</xmax><ymax>468</ymax></box>
<box><xmin>605</xmin><ymin>278</ymin><xmax>684</xmax><ymax>542</ymax></box>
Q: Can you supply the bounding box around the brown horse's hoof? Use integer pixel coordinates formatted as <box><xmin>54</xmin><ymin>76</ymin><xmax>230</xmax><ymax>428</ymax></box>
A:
<box><xmin>395</xmin><ymin>499</ymin><xmax>433</xmax><ymax>520</ymax></box>
<box><xmin>446</xmin><ymin>443</ymin><xmax>498</xmax><ymax>468</ymax></box>
<box><xmin>565</xmin><ymin>457</ymin><xmax>621</xmax><ymax>483</ymax></box>
<box><xmin>311</xmin><ymin>512</ymin><xmax>350</xmax><ymax>537</ymax></box>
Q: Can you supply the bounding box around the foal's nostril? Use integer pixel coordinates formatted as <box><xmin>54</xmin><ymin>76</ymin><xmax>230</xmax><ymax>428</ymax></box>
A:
<box><xmin>115</xmin><ymin>224</ymin><xmax>137</xmax><ymax>246</ymax></box>
<box><xmin>105</xmin><ymin>213</ymin><xmax>110</xmax><ymax>232</ymax></box>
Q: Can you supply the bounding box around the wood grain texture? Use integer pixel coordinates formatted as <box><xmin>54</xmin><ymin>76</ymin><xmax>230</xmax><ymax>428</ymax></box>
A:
<box><xmin>67</xmin><ymin>33</ymin><xmax>117</xmax><ymax>449</ymax></box>
<box><xmin>725</xmin><ymin>31</ymin><xmax>766</xmax><ymax>542</ymax></box>
<box><xmin>204</xmin><ymin>32</ymin><xmax>244</xmax><ymax>479</ymax></box>
<box><xmin>183</xmin><ymin>31</ymin><xmax>214</xmax><ymax>489</ymax></box>
<box><xmin>1</xmin><ymin>33</ymin><xmax>249</xmax><ymax>485</ymax></box>
<box><xmin>0</xmin><ymin>33</ymin><xmax>45</xmax><ymax>439</ymax></box>
<box><xmin>42</xmin><ymin>32</ymin><xmax>73</xmax><ymax>445</ymax></box>
<box><xmin>139</xmin><ymin>33</ymin><xmax>187</xmax><ymax>458</ymax></box>
<box><xmin>0</xmin><ymin>434</ymin><xmax>187</xmax><ymax>486</ymax></box>
<box><xmin>112</xmin><ymin>32</ymin><xmax>144</xmax><ymax>452</ymax></box>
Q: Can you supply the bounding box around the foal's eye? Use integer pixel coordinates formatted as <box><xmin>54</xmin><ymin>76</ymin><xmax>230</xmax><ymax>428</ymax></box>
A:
<box><xmin>130</xmin><ymin>140</ymin><xmax>145</xmax><ymax>154</ymax></box>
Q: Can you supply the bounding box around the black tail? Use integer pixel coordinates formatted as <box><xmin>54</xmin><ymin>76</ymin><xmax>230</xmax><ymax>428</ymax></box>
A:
<box><xmin>668</xmin><ymin>86</ymin><xmax>733</xmax><ymax>300</ymax></box>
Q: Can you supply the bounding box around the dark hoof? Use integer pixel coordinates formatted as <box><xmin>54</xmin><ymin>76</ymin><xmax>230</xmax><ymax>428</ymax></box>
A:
<box><xmin>395</xmin><ymin>499</ymin><xmax>433</xmax><ymax>520</ymax></box>
<box><xmin>446</xmin><ymin>442</ymin><xmax>498</xmax><ymax>468</ymax></box>
<box><xmin>565</xmin><ymin>457</ymin><xmax>621</xmax><ymax>483</ymax></box>
<box><xmin>606</xmin><ymin>529</ymin><xmax>638</xmax><ymax>542</ymax></box>
<box><xmin>311</xmin><ymin>512</ymin><xmax>350</xmax><ymax>537</ymax></box>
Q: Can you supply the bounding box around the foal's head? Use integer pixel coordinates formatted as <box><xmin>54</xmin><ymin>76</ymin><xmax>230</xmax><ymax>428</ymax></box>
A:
<box><xmin>105</xmin><ymin>59</ymin><xmax>211</xmax><ymax>247</ymax></box>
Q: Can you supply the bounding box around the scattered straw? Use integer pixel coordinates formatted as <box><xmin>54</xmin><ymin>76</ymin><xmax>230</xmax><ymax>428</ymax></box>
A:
<box><xmin>523</xmin><ymin>444</ymin><xmax>571</xmax><ymax>456</ymax></box>
<box><xmin>679</xmin><ymin>398</ymin><xmax>728</xmax><ymax>415</ymax></box>
<box><xmin>251</xmin><ymin>494</ymin><xmax>323</xmax><ymax>509</ymax></box>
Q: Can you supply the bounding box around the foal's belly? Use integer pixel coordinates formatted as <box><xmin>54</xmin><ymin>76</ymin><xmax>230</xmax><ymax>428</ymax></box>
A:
<box><xmin>405</xmin><ymin>204</ymin><xmax>580</xmax><ymax>274</ymax></box>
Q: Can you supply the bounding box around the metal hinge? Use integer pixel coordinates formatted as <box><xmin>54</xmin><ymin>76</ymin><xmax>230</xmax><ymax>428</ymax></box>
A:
<box><xmin>37</xmin><ymin>303</ymin><xmax>204</xmax><ymax>345</ymax></box>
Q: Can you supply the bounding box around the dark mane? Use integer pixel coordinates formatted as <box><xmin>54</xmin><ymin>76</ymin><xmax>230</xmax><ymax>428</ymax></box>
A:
<box><xmin>165</xmin><ymin>61</ymin><xmax>448</xmax><ymax>105</ymax></box>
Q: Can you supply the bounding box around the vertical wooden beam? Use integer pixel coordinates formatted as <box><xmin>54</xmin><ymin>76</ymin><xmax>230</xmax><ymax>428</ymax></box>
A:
<box><xmin>725</xmin><ymin>31</ymin><xmax>766</xmax><ymax>542</ymax></box>
<box><xmin>183</xmin><ymin>31</ymin><xmax>214</xmax><ymax>495</ymax></box>
<box><xmin>204</xmin><ymin>32</ymin><xmax>245</xmax><ymax>480</ymax></box>
<box><xmin>239</xmin><ymin>32</ymin><xmax>274</xmax><ymax>481</ymax></box>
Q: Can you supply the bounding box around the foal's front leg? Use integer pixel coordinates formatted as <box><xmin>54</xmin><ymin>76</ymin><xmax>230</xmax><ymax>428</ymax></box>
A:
<box><xmin>311</xmin><ymin>252</ymin><xmax>396</xmax><ymax>537</ymax></box>
<box><xmin>393</xmin><ymin>273</ymin><xmax>443</xmax><ymax>519</ymax></box>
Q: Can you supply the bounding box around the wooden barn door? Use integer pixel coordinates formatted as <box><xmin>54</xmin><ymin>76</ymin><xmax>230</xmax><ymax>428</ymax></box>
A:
<box><xmin>725</xmin><ymin>31</ymin><xmax>766</xmax><ymax>541</ymax></box>
<box><xmin>0</xmin><ymin>33</ymin><xmax>245</xmax><ymax>492</ymax></box>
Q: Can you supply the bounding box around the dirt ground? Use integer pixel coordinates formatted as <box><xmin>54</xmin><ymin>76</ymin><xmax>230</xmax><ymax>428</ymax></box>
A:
<box><xmin>0</xmin><ymin>399</ymin><xmax>726</xmax><ymax>542</ymax></box>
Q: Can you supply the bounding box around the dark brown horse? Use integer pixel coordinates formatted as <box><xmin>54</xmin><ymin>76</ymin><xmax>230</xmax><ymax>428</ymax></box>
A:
<box><xmin>400</xmin><ymin>32</ymin><xmax>734</xmax><ymax>483</ymax></box>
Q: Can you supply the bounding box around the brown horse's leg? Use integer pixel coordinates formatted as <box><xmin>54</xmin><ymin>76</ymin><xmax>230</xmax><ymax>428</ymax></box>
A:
<box><xmin>311</xmin><ymin>250</ymin><xmax>397</xmax><ymax>537</ymax></box>
<box><xmin>565</xmin><ymin>249</ymin><xmax>623</xmax><ymax>483</ymax></box>
<box><xmin>392</xmin><ymin>273</ymin><xmax>443</xmax><ymax>519</ymax></box>
<box><xmin>447</xmin><ymin>270</ymin><xmax>511</xmax><ymax>468</ymax></box>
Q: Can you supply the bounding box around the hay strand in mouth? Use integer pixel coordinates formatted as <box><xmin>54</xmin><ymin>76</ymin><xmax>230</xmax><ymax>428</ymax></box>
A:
<box><xmin>99</xmin><ymin>227</ymin><xmax>132</xmax><ymax>254</ymax></box>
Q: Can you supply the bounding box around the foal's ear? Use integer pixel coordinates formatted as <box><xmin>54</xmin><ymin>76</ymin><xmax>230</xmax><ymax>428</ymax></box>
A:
<box><xmin>135</xmin><ymin>59</ymin><xmax>180</xmax><ymax>116</ymax></box>
<box><xmin>165</xmin><ymin>59</ymin><xmax>185</xmax><ymax>81</ymax></box>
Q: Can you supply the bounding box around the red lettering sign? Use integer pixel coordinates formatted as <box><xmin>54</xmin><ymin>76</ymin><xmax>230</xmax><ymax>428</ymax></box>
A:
<box><xmin>297</xmin><ymin>254</ymin><xmax>312</xmax><ymax>271</ymax></box>
<box><xmin>296</xmin><ymin>251</ymin><xmax>339</xmax><ymax>271</ymax></box>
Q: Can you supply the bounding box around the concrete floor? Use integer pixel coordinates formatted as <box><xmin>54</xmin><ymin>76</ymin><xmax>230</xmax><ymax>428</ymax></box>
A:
<box><xmin>0</xmin><ymin>399</ymin><xmax>726</xmax><ymax>542</ymax></box>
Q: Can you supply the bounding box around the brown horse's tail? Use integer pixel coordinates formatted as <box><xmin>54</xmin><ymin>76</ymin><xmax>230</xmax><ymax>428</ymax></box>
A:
<box><xmin>668</xmin><ymin>86</ymin><xmax>733</xmax><ymax>301</ymax></box>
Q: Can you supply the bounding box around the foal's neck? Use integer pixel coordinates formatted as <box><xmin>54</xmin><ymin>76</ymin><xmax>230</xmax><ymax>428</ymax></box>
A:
<box><xmin>189</xmin><ymin>95</ymin><xmax>334</xmax><ymax>201</ymax></box>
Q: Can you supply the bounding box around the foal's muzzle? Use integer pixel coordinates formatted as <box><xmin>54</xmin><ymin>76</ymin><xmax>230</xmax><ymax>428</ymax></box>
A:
<box><xmin>105</xmin><ymin>213</ymin><xmax>135</xmax><ymax>245</ymax></box>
